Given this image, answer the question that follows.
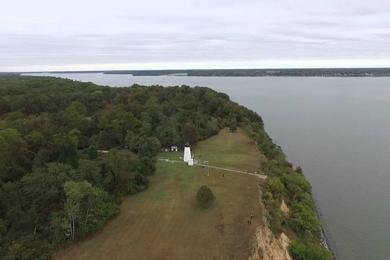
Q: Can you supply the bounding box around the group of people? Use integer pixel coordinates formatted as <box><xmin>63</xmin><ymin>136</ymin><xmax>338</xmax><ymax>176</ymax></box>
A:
<box><xmin>247</xmin><ymin>214</ymin><xmax>255</xmax><ymax>224</ymax></box>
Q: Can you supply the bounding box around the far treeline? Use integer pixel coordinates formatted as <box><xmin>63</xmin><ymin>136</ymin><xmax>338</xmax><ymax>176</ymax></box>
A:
<box><xmin>5</xmin><ymin>67</ymin><xmax>390</xmax><ymax>77</ymax></box>
<box><xmin>0</xmin><ymin>77</ymin><xmax>331</xmax><ymax>259</ymax></box>
<box><xmin>18</xmin><ymin>67</ymin><xmax>390</xmax><ymax>77</ymax></box>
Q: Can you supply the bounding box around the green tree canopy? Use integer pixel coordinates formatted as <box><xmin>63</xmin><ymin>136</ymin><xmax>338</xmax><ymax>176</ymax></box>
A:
<box><xmin>182</xmin><ymin>123</ymin><xmax>198</xmax><ymax>145</ymax></box>
<box><xmin>196</xmin><ymin>185</ymin><xmax>215</xmax><ymax>208</ymax></box>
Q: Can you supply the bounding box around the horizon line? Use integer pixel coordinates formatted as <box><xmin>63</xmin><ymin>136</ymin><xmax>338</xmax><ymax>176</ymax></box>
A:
<box><xmin>3</xmin><ymin>58</ymin><xmax>390</xmax><ymax>73</ymax></box>
<box><xmin>4</xmin><ymin>66</ymin><xmax>390</xmax><ymax>74</ymax></box>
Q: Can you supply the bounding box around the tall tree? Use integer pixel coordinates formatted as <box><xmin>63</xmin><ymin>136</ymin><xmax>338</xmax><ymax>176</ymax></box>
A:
<box><xmin>0</xmin><ymin>128</ymin><xmax>32</xmax><ymax>182</ymax></box>
<box><xmin>182</xmin><ymin>123</ymin><xmax>198</xmax><ymax>145</ymax></box>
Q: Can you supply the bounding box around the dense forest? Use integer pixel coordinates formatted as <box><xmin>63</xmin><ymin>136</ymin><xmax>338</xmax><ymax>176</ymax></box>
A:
<box><xmin>0</xmin><ymin>77</ymin><xmax>331</xmax><ymax>259</ymax></box>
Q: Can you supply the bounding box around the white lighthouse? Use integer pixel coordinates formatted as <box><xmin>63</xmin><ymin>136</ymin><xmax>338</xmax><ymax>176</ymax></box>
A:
<box><xmin>183</xmin><ymin>143</ymin><xmax>193</xmax><ymax>165</ymax></box>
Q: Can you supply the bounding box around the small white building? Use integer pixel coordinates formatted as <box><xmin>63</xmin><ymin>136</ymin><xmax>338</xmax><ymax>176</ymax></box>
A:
<box><xmin>188</xmin><ymin>158</ymin><xmax>194</xmax><ymax>166</ymax></box>
<box><xmin>171</xmin><ymin>146</ymin><xmax>178</xmax><ymax>152</ymax></box>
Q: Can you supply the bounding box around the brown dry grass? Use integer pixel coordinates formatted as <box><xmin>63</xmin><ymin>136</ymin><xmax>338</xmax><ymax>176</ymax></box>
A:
<box><xmin>54</xmin><ymin>128</ymin><xmax>264</xmax><ymax>260</ymax></box>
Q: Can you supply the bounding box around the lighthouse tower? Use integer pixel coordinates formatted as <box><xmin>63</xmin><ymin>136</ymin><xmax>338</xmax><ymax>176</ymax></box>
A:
<box><xmin>183</xmin><ymin>143</ymin><xmax>192</xmax><ymax>163</ymax></box>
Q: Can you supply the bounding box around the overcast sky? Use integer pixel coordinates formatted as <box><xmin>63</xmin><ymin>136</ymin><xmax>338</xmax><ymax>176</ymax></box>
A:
<box><xmin>1</xmin><ymin>0</ymin><xmax>390</xmax><ymax>72</ymax></box>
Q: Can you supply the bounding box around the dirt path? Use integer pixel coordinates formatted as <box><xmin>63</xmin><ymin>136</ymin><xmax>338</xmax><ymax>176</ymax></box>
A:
<box><xmin>158</xmin><ymin>158</ymin><xmax>267</xmax><ymax>179</ymax></box>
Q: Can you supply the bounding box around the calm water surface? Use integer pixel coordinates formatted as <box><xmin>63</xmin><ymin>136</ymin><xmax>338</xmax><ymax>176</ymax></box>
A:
<box><xmin>25</xmin><ymin>73</ymin><xmax>390</xmax><ymax>260</ymax></box>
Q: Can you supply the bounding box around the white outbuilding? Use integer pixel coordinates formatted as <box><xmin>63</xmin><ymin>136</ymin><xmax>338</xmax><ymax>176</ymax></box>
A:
<box><xmin>188</xmin><ymin>158</ymin><xmax>194</xmax><ymax>166</ymax></box>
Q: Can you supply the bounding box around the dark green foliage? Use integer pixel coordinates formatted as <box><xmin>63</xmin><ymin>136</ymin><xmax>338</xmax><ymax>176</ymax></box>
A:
<box><xmin>63</xmin><ymin>181</ymin><xmax>118</xmax><ymax>241</ymax></box>
<box><xmin>76</xmin><ymin>159</ymin><xmax>102</xmax><ymax>186</ymax></box>
<box><xmin>268</xmin><ymin>208</ymin><xmax>283</xmax><ymax>234</ymax></box>
<box><xmin>289</xmin><ymin>241</ymin><xmax>332</xmax><ymax>260</ymax></box>
<box><xmin>54</xmin><ymin>131</ymin><xmax>79</xmax><ymax>168</ymax></box>
<box><xmin>136</xmin><ymin>136</ymin><xmax>161</xmax><ymax>157</ymax></box>
<box><xmin>182</xmin><ymin>123</ymin><xmax>198</xmax><ymax>145</ymax></box>
<box><xmin>105</xmin><ymin>149</ymin><xmax>146</xmax><ymax>195</ymax></box>
<box><xmin>229</xmin><ymin>118</ymin><xmax>237</xmax><ymax>132</ymax></box>
<box><xmin>86</xmin><ymin>145</ymin><xmax>98</xmax><ymax>159</ymax></box>
<box><xmin>265</xmin><ymin>177</ymin><xmax>285</xmax><ymax>201</ymax></box>
<box><xmin>262</xmin><ymin>190</ymin><xmax>284</xmax><ymax>234</ymax></box>
<box><xmin>5</xmin><ymin>235</ymin><xmax>52</xmax><ymax>260</ymax></box>
<box><xmin>138</xmin><ymin>156</ymin><xmax>156</xmax><ymax>176</ymax></box>
<box><xmin>0</xmin><ymin>128</ymin><xmax>32</xmax><ymax>182</ymax></box>
<box><xmin>156</xmin><ymin>123</ymin><xmax>180</xmax><ymax>147</ymax></box>
<box><xmin>288</xmin><ymin>203</ymin><xmax>321</xmax><ymax>239</ymax></box>
<box><xmin>196</xmin><ymin>185</ymin><xmax>215</xmax><ymax>208</ymax></box>
<box><xmin>282</xmin><ymin>173</ymin><xmax>312</xmax><ymax>201</ymax></box>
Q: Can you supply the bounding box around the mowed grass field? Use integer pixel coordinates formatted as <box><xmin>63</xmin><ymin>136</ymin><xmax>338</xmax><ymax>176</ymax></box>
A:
<box><xmin>55</xmin><ymin>128</ymin><xmax>264</xmax><ymax>260</ymax></box>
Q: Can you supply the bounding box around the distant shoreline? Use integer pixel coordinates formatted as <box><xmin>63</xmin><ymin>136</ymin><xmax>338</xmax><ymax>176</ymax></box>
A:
<box><xmin>4</xmin><ymin>67</ymin><xmax>390</xmax><ymax>78</ymax></box>
<box><xmin>19</xmin><ymin>73</ymin><xmax>390</xmax><ymax>79</ymax></box>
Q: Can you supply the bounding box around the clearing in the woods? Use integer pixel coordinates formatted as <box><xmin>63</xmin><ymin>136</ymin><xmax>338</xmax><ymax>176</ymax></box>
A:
<box><xmin>55</xmin><ymin>128</ymin><xmax>265</xmax><ymax>260</ymax></box>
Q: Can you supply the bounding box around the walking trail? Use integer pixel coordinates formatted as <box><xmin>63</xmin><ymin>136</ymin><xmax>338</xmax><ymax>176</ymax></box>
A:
<box><xmin>158</xmin><ymin>158</ymin><xmax>267</xmax><ymax>179</ymax></box>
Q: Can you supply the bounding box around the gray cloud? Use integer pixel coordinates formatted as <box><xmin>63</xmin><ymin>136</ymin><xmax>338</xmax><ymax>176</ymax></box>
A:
<box><xmin>1</xmin><ymin>0</ymin><xmax>390</xmax><ymax>71</ymax></box>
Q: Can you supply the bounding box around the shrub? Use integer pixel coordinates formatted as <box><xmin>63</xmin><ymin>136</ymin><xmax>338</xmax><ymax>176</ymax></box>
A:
<box><xmin>229</xmin><ymin>118</ymin><xmax>237</xmax><ymax>132</ymax></box>
<box><xmin>289</xmin><ymin>241</ymin><xmax>332</xmax><ymax>260</ymax></box>
<box><xmin>288</xmin><ymin>203</ymin><xmax>321</xmax><ymax>240</ymax></box>
<box><xmin>196</xmin><ymin>185</ymin><xmax>215</xmax><ymax>208</ymax></box>
<box><xmin>86</xmin><ymin>145</ymin><xmax>98</xmax><ymax>159</ymax></box>
<box><xmin>268</xmin><ymin>209</ymin><xmax>284</xmax><ymax>234</ymax></box>
<box><xmin>265</xmin><ymin>177</ymin><xmax>285</xmax><ymax>201</ymax></box>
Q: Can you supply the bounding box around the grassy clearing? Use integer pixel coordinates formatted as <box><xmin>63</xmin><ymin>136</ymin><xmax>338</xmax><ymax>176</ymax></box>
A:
<box><xmin>55</xmin><ymin>128</ymin><xmax>264</xmax><ymax>260</ymax></box>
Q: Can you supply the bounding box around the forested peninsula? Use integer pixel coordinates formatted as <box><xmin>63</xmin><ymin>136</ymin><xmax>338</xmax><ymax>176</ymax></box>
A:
<box><xmin>0</xmin><ymin>77</ymin><xmax>331</xmax><ymax>259</ymax></box>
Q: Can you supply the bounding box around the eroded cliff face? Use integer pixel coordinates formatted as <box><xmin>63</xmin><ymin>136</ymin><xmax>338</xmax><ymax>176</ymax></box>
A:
<box><xmin>249</xmin><ymin>198</ymin><xmax>291</xmax><ymax>260</ymax></box>
<box><xmin>249</xmin><ymin>224</ymin><xmax>291</xmax><ymax>260</ymax></box>
<box><xmin>280</xmin><ymin>200</ymin><xmax>290</xmax><ymax>216</ymax></box>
